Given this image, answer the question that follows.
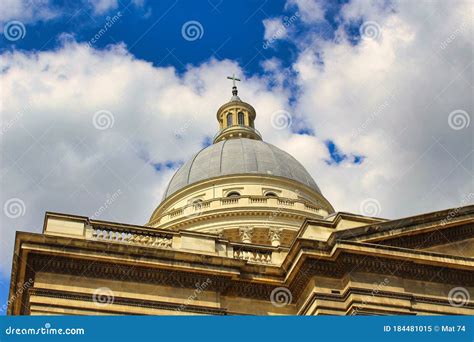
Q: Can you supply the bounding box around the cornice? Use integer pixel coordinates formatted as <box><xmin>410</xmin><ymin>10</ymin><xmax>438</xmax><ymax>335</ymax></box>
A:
<box><xmin>376</xmin><ymin>222</ymin><xmax>474</xmax><ymax>249</ymax></box>
<box><xmin>298</xmin><ymin>287</ymin><xmax>474</xmax><ymax>315</ymax></box>
<box><xmin>29</xmin><ymin>288</ymin><xmax>228</xmax><ymax>315</ymax></box>
<box><xmin>216</xmin><ymin>100</ymin><xmax>256</xmax><ymax>120</ymax></box>
<box><xmin>336</xmin><ymin>205</ymin><xmax>474</xmax><ymax>242</ymax></box>
<box><xmin>158</xmin><ymin>206</ymin><xmax>321</xmax><ymax>231</ymax></box>
<box><xmin>12</xmin><ymin>231</ymin><xmax>474</xmax><ymax>309</ymax></box>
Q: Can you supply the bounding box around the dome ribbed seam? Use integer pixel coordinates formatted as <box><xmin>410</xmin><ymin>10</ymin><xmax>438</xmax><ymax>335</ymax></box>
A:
<box><xmin>186</xmin><ymin>148</ymin><xmax>205</xmax><ymax>184</ymax></box>
<box><xmin>264</xmin><ymin>142</ymin><xmax>285</xmax><ymax>178</ymax></box>
<box><xmin>238</xmin><ymin>138</ymin><xmax>246</xmax><ymax>172</ymax></box>
<box><xmin>219</xmin><ymin>139</ymin><xmax>228</xmax><ymax>173</ymax></box>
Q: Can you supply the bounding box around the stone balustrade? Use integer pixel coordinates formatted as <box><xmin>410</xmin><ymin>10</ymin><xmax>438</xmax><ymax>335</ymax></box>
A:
<box><xmin>89</xmin><ymin>225</ymin><xmax>277</xmax><ymax>264</ymax></box>
<box><xmin>44</xmin><ymin>213</ymin><xmax>287</xmax><ymax>266</ymax></box>
<box><xmin>232</xmin><ymin>246</ymin><xmax>273</xmax><ymax>264</ymax></box>
<box><xmin>152</xmin><ymin>195</ymin><xmax>328</xmax><ymax>226</ymax></box>
<box><xmin>169</xmin><ymin>209</ymin><xmax>183</xmax><ymax>218</ymax></box>
<box><xmin>90</xmin><ymin>225</ymin><xmax>173</xmax><ymax>249</ymax></box>
<box><xmin>221</xmin><ymin>197</ymin><xmax>239</xmax><ymax>205</ymax></box>
<box><xmin>277</xmin><ymin>198</ymin><xmax>295</xmax><ymax>206</ymax></box>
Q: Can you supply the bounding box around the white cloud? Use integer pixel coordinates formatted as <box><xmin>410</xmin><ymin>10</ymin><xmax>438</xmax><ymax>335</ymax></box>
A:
<box><xmin>88</xmin><ymin>0</ymin><xmax>118</xmax><ymax>15</ymax></box>
<box><xmin>0</xmin><ymin>0</ymin><xmax>141</xmax><ymax>26</ymax></box>
<box><xmin>284</xmin><ymin>0</ymin><xmax>473</xmax><ymax>217</ymax></box>
<box><xmin>0</xmin><ymin>0</ymin><xmax>60</xmax><ymax>25</ymax></box>
<box><xmin>285</xmin><ymin>0</ymin><xmax>325</xmax><ymax>24</ymax></box>
<box><xmin>262</xmin><ymin>12</ymin><xmax>304</xmax><ymax>48</ymax></box>
<box><xmin>263</xmin><ymin>17</ymin><xmax>289</xmax><ymax>41</ymax></box>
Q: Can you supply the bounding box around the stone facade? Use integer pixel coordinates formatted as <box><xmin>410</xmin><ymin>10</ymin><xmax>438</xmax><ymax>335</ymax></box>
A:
<box><xmin>6</xmin><ymin>207</ymin><xmax>474</xmax><ymax>315</ymax></box>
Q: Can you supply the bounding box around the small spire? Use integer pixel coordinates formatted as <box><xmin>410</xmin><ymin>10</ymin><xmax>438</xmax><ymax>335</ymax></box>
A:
<box><xmin>227</xmin><ymin>74</ymin><xmax>241</xmax><ymax>101</ymax></box>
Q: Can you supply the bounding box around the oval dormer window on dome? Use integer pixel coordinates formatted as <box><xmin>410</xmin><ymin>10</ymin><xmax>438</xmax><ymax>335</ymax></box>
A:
<box><xmin>226</xmin><ymin>191</ymin><xmax>240</xmax><ymax>198</ymax></box>
<box><xmin>238</xmin><ymin>112</ymin><xmax>245</xmax><ymax>126</ymax></box>
<box><xmin>265</xmin><ymin>192</ymin><xmax>278</xmax><ymax>197</ymax></box>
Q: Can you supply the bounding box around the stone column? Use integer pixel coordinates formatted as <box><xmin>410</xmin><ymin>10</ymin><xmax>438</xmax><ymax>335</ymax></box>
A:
<box><xmin>268</xmin><ymin>227</ymin><xmax>282</xmax><ymax>247</ymax></box>
<box><xmin>239</xmin><ymin>227</ymin><xmax>253</xmax><ymax>243</ymax></box>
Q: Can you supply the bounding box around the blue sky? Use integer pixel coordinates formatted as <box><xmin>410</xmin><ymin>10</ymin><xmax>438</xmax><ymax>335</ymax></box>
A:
<box><xmin>1</xmin><ymin>1</ymin><xmax>331</xmax><ymax>75</ymax></box>
<box><xmin>0</xmin><ymin>0</ymin><xmax>472</xmax><ymax>315</ymax></box>
<box><xmin>3</xmin><ymin>1</ymin><xmax>285</xmax><ymax>71</ymax></box>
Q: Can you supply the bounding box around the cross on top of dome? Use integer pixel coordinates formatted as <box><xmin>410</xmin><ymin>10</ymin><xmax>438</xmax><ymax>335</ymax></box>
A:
<box><xmin>227</xmin><ymin>74</ymin><xmax>241</xmax><ymax>101</ymax></box>
<box><xmin>226</xmin><ymin>73</ymin><xmax>241</xmax><ymax>86</ymax></box>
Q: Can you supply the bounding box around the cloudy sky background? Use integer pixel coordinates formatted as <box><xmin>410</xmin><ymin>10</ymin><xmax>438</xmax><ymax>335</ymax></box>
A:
<box><xmin>0</xmin><ymin>0</ymin><xmax>472</xmax><ymax>312</ymax></box>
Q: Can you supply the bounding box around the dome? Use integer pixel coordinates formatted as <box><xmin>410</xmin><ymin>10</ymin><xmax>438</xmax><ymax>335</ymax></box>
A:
<box><xmin>163</xmin><ymin>138</ymin><xmax>321</xmax><ymax>200</ymax></box>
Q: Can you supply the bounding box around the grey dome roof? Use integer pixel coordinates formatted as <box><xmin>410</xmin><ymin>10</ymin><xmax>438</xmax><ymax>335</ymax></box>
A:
<box><xmin>163</xmin><ymin>138</ymin><xmax>321</xmax><ymax>200</ymax></box>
